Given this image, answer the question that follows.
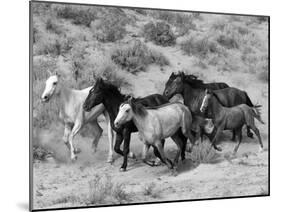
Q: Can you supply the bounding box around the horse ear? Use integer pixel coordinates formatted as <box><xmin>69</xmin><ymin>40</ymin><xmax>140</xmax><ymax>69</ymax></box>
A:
<box><xmin>54</xmin><ymin>70</ymin><xmax>61</xmax><ymax>78</ymax></box>
<box><xmin>205</xmin><ymin>89</ymin><xmax>212</xmax><ymax>94</ymax></box>
<box><xmin>47</xmin><ymin>69</ymin><xmax>52</xmax><ymax>76</ymax></box>
<box><xmin>171</xmin><ymin>72</ymin><xmax>175</xmax><ymax>77</ymax></box>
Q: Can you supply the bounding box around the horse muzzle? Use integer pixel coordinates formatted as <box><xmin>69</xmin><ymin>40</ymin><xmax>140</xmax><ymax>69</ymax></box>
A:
<box><xmin>41</xmin><ymin>96</ymin><xmax>50</xmax><ymax>103</ymax></box>
<box><xmin>83</xmin><ymin>104</ymin><xmax>91</xmax><ymax>112</ymax></box>
<box><xmin>114</xmin><ymin>121</ymin><xmax>121</xmax><ymax>129</ymax></box>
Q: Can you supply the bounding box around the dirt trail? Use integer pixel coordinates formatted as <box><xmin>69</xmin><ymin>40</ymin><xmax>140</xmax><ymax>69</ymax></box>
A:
<box><xmin>33</xmin><ymin>124</ymin><xmax>268</xmax><ymax>209</ymax></box>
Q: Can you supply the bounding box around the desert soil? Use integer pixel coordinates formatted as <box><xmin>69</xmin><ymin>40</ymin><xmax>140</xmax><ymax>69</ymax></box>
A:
<box><xmin>33</xmin><ymin>122</ymin><xmax>268</xmax><ymax>209</ymax></box>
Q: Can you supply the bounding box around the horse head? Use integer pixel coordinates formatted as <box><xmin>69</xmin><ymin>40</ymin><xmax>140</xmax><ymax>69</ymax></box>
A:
<box><xmin>83</xmin><ymin>78</ymin><xmax>105</xmax><ymax>112</ymax></box>
<box><xmin>41</xmin><ymin>72</ymin><xmax>60</xmax><ymax>102</ymax></box>
<box><xmin>163</xmin><ymin>71</ymin><xmax>185</xmax><ymax>99</ymax></box>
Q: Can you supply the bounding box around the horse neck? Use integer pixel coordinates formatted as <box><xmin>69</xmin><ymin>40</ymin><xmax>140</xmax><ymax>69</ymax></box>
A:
<box><xmin>183</xmin><ymin>84</ymin><xmax>205</xmax><ymax>114</ymax></box>
<box><xmin>103</xmin><ymin>92</ymin><xmax>126</xmax><ymax>123</ymax></box>
<box><xmin>131</xmin><ymin>112</ymin><xmax>148</xmax><ymax>134</ymax></box>
<box><xmin>208</xmin><ymin>95</ymin><xmax>225</xmax><ymax>119</ymax></box>
<box><xmin>55</xmin><ymin>84</ymin><xmax>73</xmax><ymax>109</ymax></box>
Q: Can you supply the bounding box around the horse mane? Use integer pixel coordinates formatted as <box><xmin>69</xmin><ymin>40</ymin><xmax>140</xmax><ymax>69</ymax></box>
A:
<box><xmin>211</xmin><ymin>91</ymin><xmax>224</xmax><ymax>106</ymax></box>
<box><xmin>129</xmin><ymin>100</ymin><xmax>147</xmax><ymax>117</ymax></box>
<box><xmin>145</xmin><ymin>102</ymin><xmax>180</xmax><ymax>110</ymax></box>
<box><xmin>183</xmin><ymin>74</ymin><xmax>206</xmax><ymax>89</ymax></box>
<box><xmin>102</xmin><ymin>80</ymin><xmax>124</xmax><ymax>97</ymax></box>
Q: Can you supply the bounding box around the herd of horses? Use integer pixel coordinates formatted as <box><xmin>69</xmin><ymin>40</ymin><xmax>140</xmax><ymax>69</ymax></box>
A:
<box><xmin>41</xmin><ymin>71</ymin><xmax>265</xmax><ymax>172</ymax></box>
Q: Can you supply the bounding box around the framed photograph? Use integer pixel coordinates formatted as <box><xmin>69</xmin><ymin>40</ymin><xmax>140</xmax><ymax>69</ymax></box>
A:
<box><xmin>30</xmin><ymin>1</ymin><xmax>269</xmax><ymax>211</ymax></box>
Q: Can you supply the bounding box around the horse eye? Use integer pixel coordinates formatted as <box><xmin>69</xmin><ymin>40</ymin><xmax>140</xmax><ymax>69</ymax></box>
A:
<box><xmin>126</xmin><ymin>109</ymin><xmax>129</xmax><ymax>113</ymax></box>
<box><xmin>53</xmin><ymin>82</ymin><xmax>57</xmax><ymax>85</ymax></box>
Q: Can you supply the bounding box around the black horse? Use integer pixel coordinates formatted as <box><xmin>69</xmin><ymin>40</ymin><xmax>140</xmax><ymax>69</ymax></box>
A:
<box><xmin>163</xmin><ymin>72</ymin><xmax>256</xmax><ymax>142</ymax></box>
<box><xmin>83</xmin><ymin>78</ymin><xmax>187</xmax><ymax>171</ymax></box>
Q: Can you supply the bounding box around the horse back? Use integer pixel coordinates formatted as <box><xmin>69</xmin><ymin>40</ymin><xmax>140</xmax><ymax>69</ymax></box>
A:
<box><xmin>214</xmin><ymin>87</ymin><xmax>251</xmax><ymax>107</ymax></box>
<box><xmin>206</xmin><ymin>82</ymin><xmax>229</xmax><ymax>90</ymax></box>
<box><xmin>137</xmin><ymin>94</ymin><xmax>169</xmax><ymax>106</ymax></box>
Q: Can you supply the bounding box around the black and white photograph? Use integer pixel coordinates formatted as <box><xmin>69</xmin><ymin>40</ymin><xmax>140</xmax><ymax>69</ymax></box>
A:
<box><xmin>30</xmin><ymin>1</ymin><xmax>269</xmax><ymax>211</ymax></box>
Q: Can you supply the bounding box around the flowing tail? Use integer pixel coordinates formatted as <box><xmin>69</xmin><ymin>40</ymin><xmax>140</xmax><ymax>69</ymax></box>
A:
<box><xmin>245</xmin><ymin>92</ymin><xmax>255</xmax><ymax>107</ymax></box>
<box><xmin>252</xmin><ymin>105</ymin><xmax>265</xmax><ymax>124</ymax></box>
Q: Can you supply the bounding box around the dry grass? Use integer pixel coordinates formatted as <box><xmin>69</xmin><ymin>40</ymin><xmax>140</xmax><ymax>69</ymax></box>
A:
<box><xmin>111</xmin><ymin>40</ymin><xmax>169</xmax><ymax>74</ymax></box>
<box><xmin>142</xmin><ymin>182</ymin><xmax>160</xmax><ymax>198</ymax></box>
<box><xmin>142</xmin><ymin>21</ymin><xmax>176</xmax><ymax>46</ymax></box>
<box><xmin>189</xmin><ymin>141</ymin><xmax>219</xmax><ymax>164</ymax></box>
<box><xmin>88</xmin><ymin>174</ymin><xmax>131</xmax><ymax>205</ymax></box>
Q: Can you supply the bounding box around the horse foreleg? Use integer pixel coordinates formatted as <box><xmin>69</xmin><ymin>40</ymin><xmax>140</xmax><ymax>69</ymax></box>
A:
<box><xmin>68</xmin><ymin>121</ymin><xmax>82</xmax><ymax>161</ymax></box>
<box><xmin>114</xmin><ymin>133</ymin><xmax>124</xmax><ymax>156</ymax></box>
<box><xmin>155</xmin><ymin>141</ymin><xmax>173</xmax><ymax>170</ymax></box>
<box><xmin>142</xmin><ymin>144</ymin><xmax>154</xmax><ymax>166</ymax></box>
<box><xmin>209</xmin><ymin>124</ymin><xmax>224</xmax><ymax>151</ymax></box>
<box><xmin>120</xmin><ymin>129</ymin><xmax>131</xmax><ymax>172</ymax></box>
<box><xmin>90</xmin><ymin>121</ymin><xmax>103</xmax><ymax>153</ymax></box>
<box><xmin>63</xmin><ymin>123</ymin><xmax>72</xmax><ymax>150</ymax></box>
<box><xmin>104</xmin><ymin>112</ymin><xmax>114</xmax><ymax>163</ymax></box>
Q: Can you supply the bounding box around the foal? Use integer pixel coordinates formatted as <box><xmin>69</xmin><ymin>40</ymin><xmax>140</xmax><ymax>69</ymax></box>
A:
<box><xmin>41</xmin><ymin>73</ymin><xmax>114</xmax><ymax>162</ymax></box>
<box><xmin>114</xmin><ymin>98</ymin><xmax>194</xmax><ymax>170</ymax></box>
<box><xmin>200</xmin><ymin>89</ymin><xmax>265</xmax><ymax>153</ymax></box>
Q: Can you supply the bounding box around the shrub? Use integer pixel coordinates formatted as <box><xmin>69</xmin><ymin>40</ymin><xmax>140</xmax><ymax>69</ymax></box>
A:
<box><xmin>33</xmin><ymin>146</ymin><xmax>52</xmax><ymax>161</ymax></box>
<box><xmin>88</xmin><ymin>174</ymin><xmax>130</xmax><ymax>205</ymax></box>
<box><xmin>142</xmin><ymin>182</ymin><xmax>159</xmax><ymax>198</ymax></box>
<box><xmin>216</xmin><ymin>34</ymin><xmax>239</xmax><ymax>49</ymax></box>
<box><xmin>45</xmin><ymin>18</ymin><xmax>63</xmax><ymax>34</ymax></box>
<box><xmin>91</xmin><ymin>18</ymin><xmax>126</xmax><ymax>43</ymax></box>
<box><xmin>54</xmin><ymin>5</ymin><xmax>97</xmax><ymax>27</ymax></box>
<box><xmin>143</xmin><ymin>21</ymin><xmax>176</xmax><ymax>46</ymax></box>
<box><xmin>148</xmin><ymin>11</ymin><xmax>196</xmax><ymax>36</ymax></box>
<box><xmin>32</xmin><ymin>56</ymin><xmax>59</xmax><ymax>128</ymax></box>
<box><xmin>258</xmin><ymin>71</ymin><xmax>268</xmax><ymax>83</ymax></box>
<box><xmin>189</xmin><ymin>141</ymin><xmax>219</xmax><ymax>164</ymax></box>
<box><xmin>180</xmin><ymin>35</ymin><xmax>220</xmax><ymax>58</ymax></box>
<box><xmin>111</xmin><ymin>40</ymin><xmax>169</xmax><ymax>74</ymax></box>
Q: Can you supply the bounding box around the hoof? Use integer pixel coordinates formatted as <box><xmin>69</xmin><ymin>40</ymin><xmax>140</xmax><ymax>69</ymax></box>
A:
<box><xmin>119</xmin><ymin>167</ymin><xmax>126</xmax><ymax>172</ymax></box>
<box><xmin>74</xmin><ymin>148</ymin><xmax>81</xmax><ymax>154</ymax></box>
<box><xmin>107</xmin><ymin>156</ymin><xmax>114</xmax><ymax>164</ymax></box>
<box><xmin>154</xmin><ymin>158</ymin><xmax>162</xmax><ymax>166</ymax></box>
<box><xmin>247</xmin><ymin>133</ymin><xmax>254</xmax><ymax>139</ymax></box>
<box><xmin>92</xmin><ymin>147</ymin><xmax>97</xmax><ymax>153</ymax></box>
<box><xmin>259</xmin><ymin>147</ymin><xmax>264</xmax><ymax>153</ymax></box>
<box><xmin>214</xmin><ymin>146</ymin><xmax>222</xmax><ymax>152</ymax></box>
<box><xmin>71</xmin><ymin>155</ymin><xmax>77</xmax><ymax>161</ymax></box>
<box><xmin>170</xmin><ymin>169</ymin><xmax>178</xmax><ymax>177</ymax></box>
<box><xmin>128</xmin><ymin>152</ymin><xmax>136</xmax><ymax>159</ymax></box>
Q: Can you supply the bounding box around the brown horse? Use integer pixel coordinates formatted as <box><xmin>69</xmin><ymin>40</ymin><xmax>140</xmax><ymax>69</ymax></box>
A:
<box><xmin>200</xmin><ymin>89</ymin><xmax>265</xmax><ymax>154</ymax></box>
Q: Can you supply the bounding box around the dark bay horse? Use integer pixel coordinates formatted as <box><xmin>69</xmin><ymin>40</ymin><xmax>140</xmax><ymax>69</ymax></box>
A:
<box><xmin>200</xmin><ymin>89</ymin><xmax>264</xmax><ymax>153</ymax></box>
<box><xmin>83</xmin><ymin>78</ymin><xmax>187</xmax><ymax>171</ymax></box>
<box><xmin>163</xmin><ymin>72</ymin><xmax>256</xmax><ymax>141</ymax></box>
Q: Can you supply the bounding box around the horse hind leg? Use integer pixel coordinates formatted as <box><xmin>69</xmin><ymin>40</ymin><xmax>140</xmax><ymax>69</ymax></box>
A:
<box><xmin>171</xmin><ymin>133</ymin><xmax>184</xmax><ymax>167</ymax></box>
<box><xmin>250</xmin><ymin>125</ymin><xmax>264</xmax><ymax>152</ymax></box>
<box><xmin>155</xmin><ymin>141</ymin><xmax>173</xmax><ymax>170</ymax></box>
<box><xmin>246</xmin><ymin>126</ymin><xmax>254</xmax><ymax>138</ymax></box>
<box><xmin>233</xmin><ymin>127</ymin><xmax>243</xmax><ymax>154</ymax></box>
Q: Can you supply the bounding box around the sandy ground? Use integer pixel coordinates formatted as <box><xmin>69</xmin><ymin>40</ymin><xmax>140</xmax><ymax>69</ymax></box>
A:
<box><xmin>33</xmin><ymin>121</ymin><xmax>268</xmax><ymax>210</ymax></box>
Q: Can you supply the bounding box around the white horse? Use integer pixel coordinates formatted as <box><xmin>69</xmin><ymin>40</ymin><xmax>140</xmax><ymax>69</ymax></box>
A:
<box><xmin>41</xmin><ymin>73</ymin><xmax>114</xmax><ymax>162</ymax></box>
<box><xmin>114</xmin><ymin>98</ymin><xmax>194</xmax><ymax>170</ymax></box>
